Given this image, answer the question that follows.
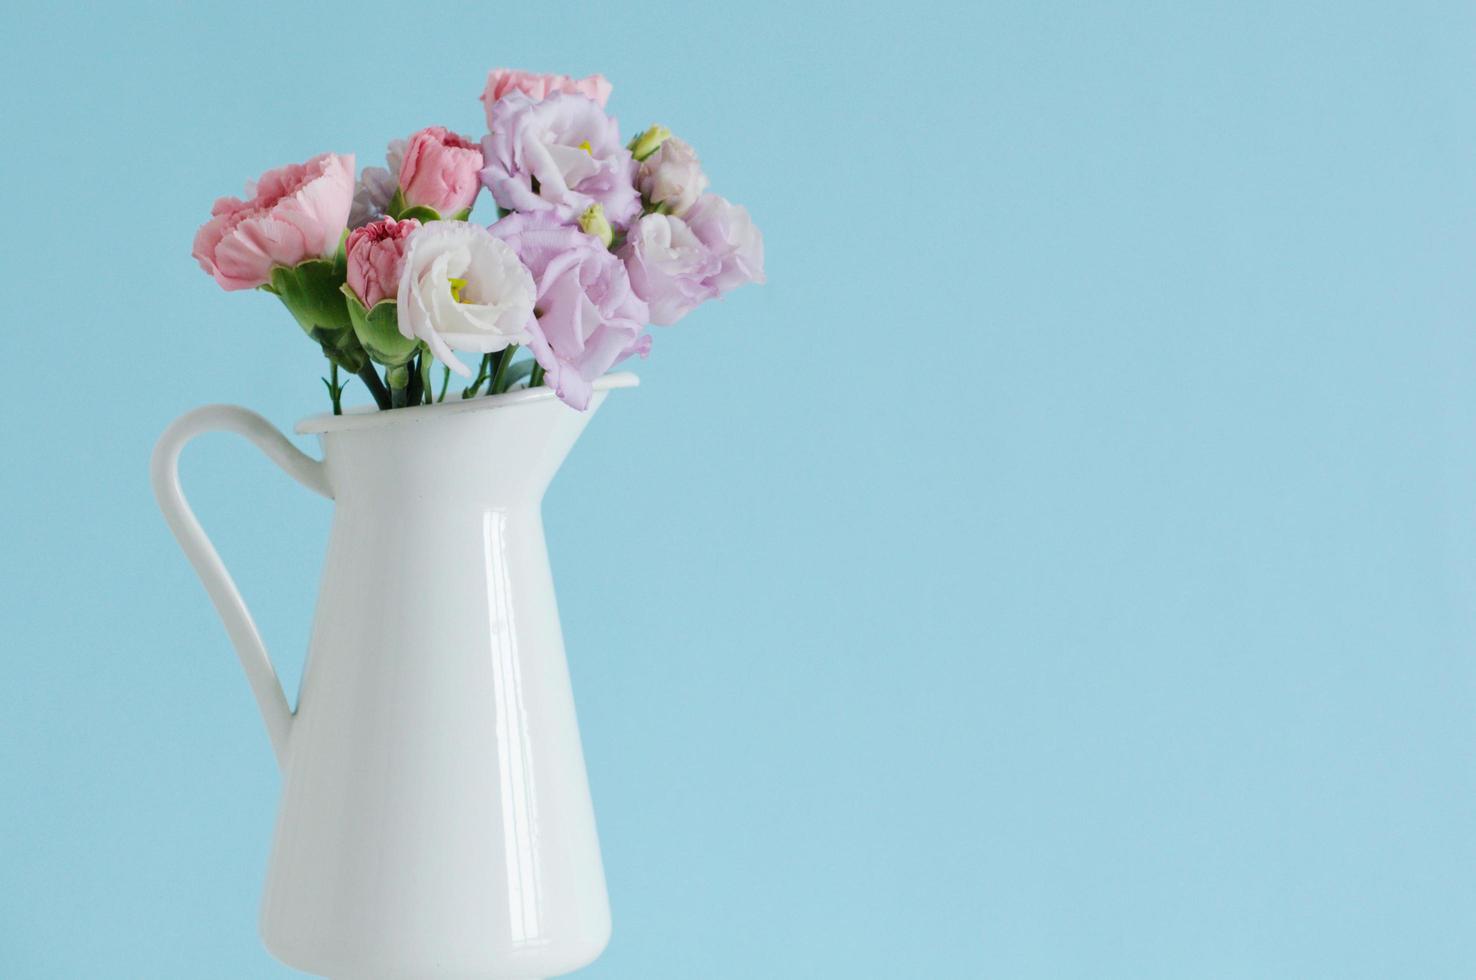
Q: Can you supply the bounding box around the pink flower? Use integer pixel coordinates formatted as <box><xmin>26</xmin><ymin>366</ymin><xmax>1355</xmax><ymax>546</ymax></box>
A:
<box><xmin>192</xmin><ymin>153</ymin><xmax>355</xmax><ymax>290</ymax></box>
<box><xmin>345</xmin><ymin>217</ymin><xmax>421</xmax><ymax>308</ymax></box>
<box><xmin>398</xmin><ymin>126</ymin><xmax>483</xmax><ymax>217</ymax></box>
<box><xmin>491</xmin><ymin>211</ymin><xmax>650</xmax><ymax>410</ymax></box>
<box><xmin>480</xmin><ymin>68</ymin><xmax>612</xmax><ymax>124</ymax></box>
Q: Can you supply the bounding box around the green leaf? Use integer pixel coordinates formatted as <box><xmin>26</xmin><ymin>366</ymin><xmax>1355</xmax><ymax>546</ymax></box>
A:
<box><xmin>501</xmin><ymin>358</ymin><xmax>535</xmax><ymax>390</ymax></box>
<box><xmin>385</xmin><ymin>187</ymin><xmax>408</xmax><ymax>220</ymax></box>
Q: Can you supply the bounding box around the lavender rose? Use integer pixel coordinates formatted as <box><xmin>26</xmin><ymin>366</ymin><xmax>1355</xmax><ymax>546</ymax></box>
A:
<box><xmin>481</xmin><ymin>92</ymin><xmax>641</xmax><ymax>228</ymax></box>
<box><xmin>491</xmin><ymin>211</ymin><xmax>651</xmax><ymax>410</ymax></box>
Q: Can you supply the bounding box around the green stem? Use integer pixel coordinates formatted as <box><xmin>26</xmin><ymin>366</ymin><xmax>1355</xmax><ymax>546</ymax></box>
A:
<box><xmin>488</xmin><ymin>345</ymin><xmax>517</xmax><ymax>394</ymax></box>
<box><xmin>461</xmin><ymin>353</ymin><xmax>493</xmax><ymax>398</ymax></box>
<box><xmin>357</xmin><ymin>363</ymin><xmax>392</xmax><ymax>410</ymax></box>
<box><xmin>389</xmin><ymin>362</ymin><xmax>412</xmax><ymax>410</ymax></box>
<box><xmin>438</xmin><ymin>365</ymin><xmax>451</xmax><ymax>403</ymax></box>
<box><xmin>529</xmin><ymin>363</ymin><xmax>546</xmax><ymax>389</ymax></box>
<box><xmin>322</xmin><ymin>361</ymin><xmax>345</xmax><ymax>415</ymax></box>
<box><xmin>406</xmin><ymin>355</ymin><xmax>424</xmax><ymax>405</ymax></box>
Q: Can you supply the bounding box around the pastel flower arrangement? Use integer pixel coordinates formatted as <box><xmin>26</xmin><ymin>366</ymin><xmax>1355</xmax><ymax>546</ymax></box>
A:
<box><xmin>193</xmin><ymin>68</ymin><xmax>764</xmax><ymax>413</ymax></box>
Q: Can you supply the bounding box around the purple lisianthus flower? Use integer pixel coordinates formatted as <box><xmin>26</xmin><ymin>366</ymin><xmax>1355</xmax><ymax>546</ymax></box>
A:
<box><xmin>481</xmin><ymin>92</ymin><xmax>641</xmax><ymax>229</ymax></box>
<box><xmin>348</xmin><ymin>139</ymin><xmax>406</xmax><ymax>229</ymax></box>
<box><xmin>491</xmin><ymin>210</ymin><xmax>651</xmax><ymax>410</ymax></box>
<box><xmin>620</xmin><ymin>195</ymin><xmax>765</xmax><ymax>326</ymax></box>
<box><xmin>618</xmin><ymin>213</ymin><xmax>720</xmax><ymax>325</ymax></box>
<box><xmin>685</xmin><ymin>193</ymin><xmax>766</xmax><ymax>292</ymax></box>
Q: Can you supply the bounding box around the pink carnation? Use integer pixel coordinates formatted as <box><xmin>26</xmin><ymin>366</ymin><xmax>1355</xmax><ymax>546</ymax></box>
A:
<box><xmin>480</xmin><ymin>68</ymin><xmax>612</xmax><ymax>124</ymax></box>
<box><xmin>345</xmin><ymin>217</ymin><xmax>421</xmax><ymax>308</ymax></box>
<box><xmin>192</xmin><ymin>153</ymin><xmax>355</xmax><ymax>291</ymax></box>
<box><xmin>398</xmin><ymin>126</ymin><xmax>483</xmax><ymax>217</ymax></box>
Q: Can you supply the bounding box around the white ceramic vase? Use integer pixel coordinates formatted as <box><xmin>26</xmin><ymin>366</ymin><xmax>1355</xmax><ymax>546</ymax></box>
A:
<box><xmin>151</xmin><ymin>374</ymin><xmax>638</xmax><ymax>980</ymax></box>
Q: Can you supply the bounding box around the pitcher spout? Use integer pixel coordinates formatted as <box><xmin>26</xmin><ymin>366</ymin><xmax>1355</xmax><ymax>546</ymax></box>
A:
<box><xmin>296</xmin><ymin>372</ymin><xmax>638</xmax><ymax>506</ymax></box>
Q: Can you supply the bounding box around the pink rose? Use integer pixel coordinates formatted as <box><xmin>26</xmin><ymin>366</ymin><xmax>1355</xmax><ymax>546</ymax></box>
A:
<box><xmin>192</xmin><ymin>153</ymin><xmax>355</xmax><ymax>290</ymax></box>
<box><xmin>480</xmin><ymin>68</ymin><xmax>612</xmax><ymax>123</ymax></box>
<box><xmin>345</xmin><ymin>217</ymin><xmax>421</xmax><ymax>308</ymax></box>
<box><xmin>397</xmin><ymin>126</ymin><xmax>483</xmax><ymax>217</ymax></box>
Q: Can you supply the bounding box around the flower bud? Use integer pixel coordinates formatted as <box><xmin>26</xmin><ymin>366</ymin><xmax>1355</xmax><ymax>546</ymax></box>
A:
<box><xmin>578</xmin><ymin>203</ymin><xmax>614</xmax><ymax>247</ymax></box>
<box><xmin>628</xmin><ymin>124</ymin><xmax>672</xmax><ymax>162</ymax></box>
<box><xmin>637</xmin><ymin>137</ymin><xmax>708</xmax><ymax>217</ymax></box>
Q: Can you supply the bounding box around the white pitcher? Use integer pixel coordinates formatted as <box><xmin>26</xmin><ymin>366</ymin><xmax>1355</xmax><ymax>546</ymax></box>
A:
<box><xmin>151</xmin><ymin>374</ymin><xmax>638</xmax><ymax>980</ymax></box>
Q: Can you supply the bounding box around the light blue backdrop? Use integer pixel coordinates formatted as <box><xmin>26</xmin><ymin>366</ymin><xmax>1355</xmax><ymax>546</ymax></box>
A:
<box><xmin>2</xmin><ymin>1</ymin><xmax>1474</xmax><ymax>976</ymax></box>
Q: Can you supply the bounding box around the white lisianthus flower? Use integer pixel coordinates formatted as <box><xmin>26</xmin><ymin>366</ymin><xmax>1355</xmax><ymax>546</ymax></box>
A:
<box><xmin>636</xmin><ymin>137</ymin><xmax>708</xmax><ymax>217</ymax></box>
<box><xmin>396</xmin><ymin>221</ymin><xmax>535</xmax><ymax>376</ymax></box>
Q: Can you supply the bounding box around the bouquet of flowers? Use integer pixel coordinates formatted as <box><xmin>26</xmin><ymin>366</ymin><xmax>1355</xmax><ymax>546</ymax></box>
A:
<box><xmin>192</xmin><ymin>68</ymin><xmax>764</xmax><ymax>413</ymax></box>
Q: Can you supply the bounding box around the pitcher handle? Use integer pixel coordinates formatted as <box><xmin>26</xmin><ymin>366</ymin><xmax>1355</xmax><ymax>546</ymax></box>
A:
<box><xmin>150</xmin><ymin>405</ymin><xmax>331</xmax><ymax>770</ymax></box>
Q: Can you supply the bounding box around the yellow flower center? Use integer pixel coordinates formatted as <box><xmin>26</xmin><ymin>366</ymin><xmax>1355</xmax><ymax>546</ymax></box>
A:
<box><xmin>448</xmin><ymin>276</ymin><xmax>469</xmax><ymax>303</ymax></box>
<box><xmin>578</xmin><ymin>140</ymin><xmax>592</xmax><ymax>154</ymax></box>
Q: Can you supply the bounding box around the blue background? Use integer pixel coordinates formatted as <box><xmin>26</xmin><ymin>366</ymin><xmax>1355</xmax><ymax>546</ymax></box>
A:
<box><xmin>2</xmin><ymin>1</ymin><xmax>1474</xmax><ymax>976</ymax></box>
